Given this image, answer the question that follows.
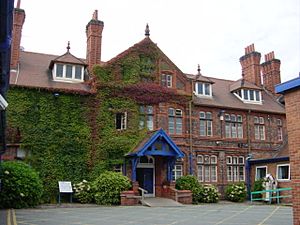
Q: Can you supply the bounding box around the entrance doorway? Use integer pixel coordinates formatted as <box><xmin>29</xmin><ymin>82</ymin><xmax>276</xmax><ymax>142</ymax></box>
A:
<box><xmin>136</xmin><ymin>156</ymin><xmax>155</xmax><ymax>197</ymax></box>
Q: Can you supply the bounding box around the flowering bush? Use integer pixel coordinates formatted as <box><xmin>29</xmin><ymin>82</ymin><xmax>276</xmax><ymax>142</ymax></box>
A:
<box><xmin>225</xmin><ymin>183</ymin><xmax>247</xmax><ymax>202</ymax></box>
<box><xmin>73</xmin><ymin>180</ymin><xmax>93</xmax><ymax>204</ymax></box>
<box><xmin>0</xmin><ymin>161</ymin><xmax>43</xmax><ymax>208</ymax></box>
<box><xmin>200</xmin><ymin>185</ymin><xmax>219</xmax><ymax>203</ymax></box>
<box><xmin>176</xmin><ymin>175</ymin><xmax>219</xmax><ymax>203</ymax></box>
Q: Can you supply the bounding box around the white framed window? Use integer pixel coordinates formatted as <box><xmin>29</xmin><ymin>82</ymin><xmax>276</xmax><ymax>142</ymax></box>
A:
<box><xmin>172</xmin><ymin>164</ymin><xmax>183</xmax><ymax>181</ymax></box>
<box><xmin>139</xmin><ymin>105</ymin><xmax>154</xmax><ymax>131</ymax></box>
<box><xmin>113</xmin><ymin>165</ymin><xmax>122</xmax><ymax>173</ymax></box>
<box><xmin>199</xmin><ymin>111</ymin><xmax>213</xmax><ymax>137</ymax></box>
<box><xmin>197</xmin><ymin>155</ymin><xmax>203</xmax><ymax>164</ymax></box>
<box><xmin>168</xmin><ymin>108</ymin><xmax>183</xmax><ymax>135</ymax></box>
<box><xmin>255</xmin><ymin>166</ymin><xmax>267</xmax><ymax>180</ymax></box>
<box><xmin>161</xmin><ymin>74</ymin><xmax>172</xmax><ymax>88</ymax></box>
<box><xmin>254</xmin><ymin>116</ymin><xmax>265</xmax><ymax>140</ymax></box>
<box><xmin>195</xmin><ymin>82</ymin><xmax>212</xmax><ymax>97</ymax></box>
<box><xmin>225</xmin><ymin>114</ymin><xmax>243</xmax><ymax>139</ymax></box>
<box><xmin>277</xmin><ymin>164</ymin><xmax>290</xmax><ymax>181</ymax></box>
<box><xmin>53</xmin><ymin>63</ymin><xmax>84</xmax><ymax>82</ymax></box>
<box><xmin>197</xmin><ymin>155</ymin><xmax>217</xmax><ymax>182</ymax></box>
<box><xmin>116</xmin><ymin>112</ymin><xmax>127</xmax><ymax>130</ymax></box>
<box><xmin>234</xmin><ymin>89</ymin><xmax>262</xmax><ymax>104</ymax></box>
<box><xmin>277</xmin><ymin>119</ymin><xmax>283</xmax><ymax>141</ymax></box>
<box><xmin>227</xmin><ymin>155</ymin><xmax>245</xmax><ymax>182</ymax></box>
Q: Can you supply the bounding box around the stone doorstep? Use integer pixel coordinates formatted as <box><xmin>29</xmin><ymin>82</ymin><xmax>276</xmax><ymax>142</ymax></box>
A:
<box><xmin>141</xmin><ymin>197</ymin><xmax>184</xmax><ymax>207</ymax></box>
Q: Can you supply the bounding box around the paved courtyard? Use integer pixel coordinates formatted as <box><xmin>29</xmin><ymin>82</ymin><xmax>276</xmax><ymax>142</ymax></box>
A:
<box><xmin>3</xmin><ymin>203</ymin><xmax>293</xmax><ymax>225</ymax></box>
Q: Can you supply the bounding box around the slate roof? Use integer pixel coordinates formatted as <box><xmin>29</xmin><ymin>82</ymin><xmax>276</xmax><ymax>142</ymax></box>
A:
<box><xmin>190</xmin><ymin>76</ymin><xmax>285</xmax><ymax>114</ymax></box>
<box><xmin>10</xmin><ymin>51</ymin><xmax>91</xmax><ymax>94</ymax></box>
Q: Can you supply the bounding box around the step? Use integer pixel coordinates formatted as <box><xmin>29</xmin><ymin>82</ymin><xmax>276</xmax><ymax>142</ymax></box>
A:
<box><xmin>141</xmin><ymin>197</ymin><xmax>184</xmax><ymax>207</ymax></box>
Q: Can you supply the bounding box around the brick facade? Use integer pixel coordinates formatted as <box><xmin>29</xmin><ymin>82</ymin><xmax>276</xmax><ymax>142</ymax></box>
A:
<box><xmin>8</xmin><ymin>3</ymin><xmax>291</xmax><ymax>204</ymax></box>
<box><xmin>10</xmin><ymin>1</ymin><xmax>25</xmax><ymax>69</ymax></box>
<box><xmin>283</xmin><ymin>89</ymin><xmax>300</xmax><ymax>225</ymax></box>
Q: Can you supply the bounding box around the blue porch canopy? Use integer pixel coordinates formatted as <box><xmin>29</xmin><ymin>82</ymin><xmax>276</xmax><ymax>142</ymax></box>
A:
<box><xmin>126</xmin><ymin>128</ymin><xmax>184</xmax><ymax>182</ymax></box>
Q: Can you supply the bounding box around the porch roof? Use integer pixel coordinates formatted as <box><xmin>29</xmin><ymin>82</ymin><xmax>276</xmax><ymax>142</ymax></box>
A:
<box><xmin>126</xmin><ymin>128</ymin><xmax>184</xmax><ymax>158</ymax></box>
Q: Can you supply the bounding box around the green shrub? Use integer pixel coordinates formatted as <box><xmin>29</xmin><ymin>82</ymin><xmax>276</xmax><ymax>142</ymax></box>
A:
<box><xmin>73</xmin><ymin>180</ymin><xmax>94</xmax><ymax>204</ymax></box>
<box><xmin>252</xmin><ymin>179</ymin><xmax>264</xmax><ymax>199</ymax></box>
<box><xmin>175</xmin><ymin>175</ymin><xmax>201</xmax><ymax>203</ymax></box>
<box><xmin>0</xmin><ymin>161</ymin><xmax>43</xmax><ymax>208</ymax></box>
<box><xmin>225</xmin><ymin>183</ymin><xmax>247</xmax><ymax>202</ymax></box>
<box><xmin>92</xmin><ymin>171</ymin><xmax>131</xmax><ymax>205</ymax></box>
<box><xmin>201</xmin><ymin>185</ymin><xmax>219</xmax><ymax>203</ymax></box>
<box><xmin>175</xmin><ymin>175</ymin><xmax>219</xmax><ymax>203</ymax></box>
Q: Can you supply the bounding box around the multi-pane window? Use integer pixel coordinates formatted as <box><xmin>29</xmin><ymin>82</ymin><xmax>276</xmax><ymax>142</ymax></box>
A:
<box><xmin>54</xmin><ymin>63</ymin><xmax>84</xmax><ymax>81</ymax></box>
<box><xmin>235</xmin><ymin>89</ymin><xmax>262</xmax><ymax>103</ymax></box>
<box><xmin>116</xmin><ymin>112</ymin><xmax>127</xmax><ymax>130</ymax></box>
<box><xmin>195</xmin><ymin>82</ymin><xmax>212</xmax><ymax>96</ymax></box>
<box><xmin>277</xmin><ymin>164</ymin><xmax>290</xmax><ymax>181</ymax></box>
<box><xmin>113</xmin><ymin>165</ymin><xmax>122</xmax><ymax>173</ymax></box>
<box><xmin>256</xmin><ymin>166</ymin><xmax>267</xmax><ymax>180</ymax></box>
<box><xmin>161</xmin><ymin>74</ymin><xmax>172</xmax><ymax>88</ymax></box>
<box><xmin>277</xmin><ymin>119</ymin><xmax>283</xmax><ymax>141</ymax></box>
<box><xmin>172</xmin><ymin>164</ymin><xmax>183</xmax><ymax>181</ymax></box>
<box><xmin>199</xmin><ymin>112</ymin><xmax>213</xmax><ymax>136</ymax></box>
<box><xmin>168</xmin><ymin>108</ymin><xmax>183</xmax><ymax>135</ymax></box>
<box><xmin>226</xmin><ymin>156</ymin><xmax>245</xmax><ymax>182</ymax></box>
<box><xmin>254</xmin><ymin>116</ymin><xmax>265</xmax><ymax>140</ymax></box>
<box><xmin>197</xmin><ymin>155</ymin><xmax>217</xmax><ymax>182</ymax></box>
<box><xmin>225</xmin><ymin>114</ymin><xmax>243</xmax><ymax>138</ymax></box>
<box><xmin>139</xmin><ymin>106</ymin><xmax>154</xmax><ymax>131</ymax></box>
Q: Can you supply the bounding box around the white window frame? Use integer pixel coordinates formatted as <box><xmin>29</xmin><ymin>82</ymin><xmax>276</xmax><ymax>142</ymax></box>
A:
<box><xmin>195</xmin><ymin>82</ymin><xmax>212</xmax><ymax>97</ymax></box>
<box><xmin>168</xmin><ymin>108</ymin><xmax>183</xmax><ymax>135</ymax></box>
<box><xmin>277</xmin><ymin>164</ymin><xmax>290</xmax><ymax>181</ymax></box>
<box><xmin>227</xmin><ymin>155</ymin><xmax>245</xmax><ymax>182</ymax></box>
<box><xmin>162</xmin><ymin>74</ymin><xmax>172</xmax><ymax>88</ymax></box>
<box><xmin>172</xmin><ymin>164</ymin><xmax>183</xmax><ymax>181</ymax></box>
<box><xmin>199</xmin><ymin>111</ymin><xmax>213</xmax><ymax>137</ymax></box>
<box><xmin>116</xmin><ymin>112</ymin><xmax>127</xmax><ymax>130</ymax></box>
<box><xmin>255</xmin><ymin>166</ymin><xmax>267</xmax><ymax>180</ymax></box>
<box><xmin>53</xmin><ymin>63</ymin><xmax>84</xmax><ymax>82</ymax></box>
<box><xmin>233</xmin><ymin>89</ymin><xmax>262</xmax><ymax>104</ymax></box>
<box><xmin>197</xmin><ymin>155</ymin><xmax>218</xmax><ymax>182</ymax></box>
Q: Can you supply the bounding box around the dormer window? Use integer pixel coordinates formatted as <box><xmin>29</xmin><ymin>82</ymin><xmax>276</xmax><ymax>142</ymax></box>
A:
<box><xmin>53</xmin><ymin>63</ymin><xmax>84</xmax><ymax>82</ymax></box>
<box><xmin>195</xmin><ymin>82</ymin><xmax>212</xmax><ymax>97</ymax></box>
<box><xmin>234</xmin><ymin>89</ymin><xmax>262</xmax><ymax>104</ymax></box>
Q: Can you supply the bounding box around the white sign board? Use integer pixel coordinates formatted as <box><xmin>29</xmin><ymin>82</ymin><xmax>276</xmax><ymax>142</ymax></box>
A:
<box><xmin>58</xmin><ymin>181</ymin><xmax>73</xmax><ymax>193</ymax></box>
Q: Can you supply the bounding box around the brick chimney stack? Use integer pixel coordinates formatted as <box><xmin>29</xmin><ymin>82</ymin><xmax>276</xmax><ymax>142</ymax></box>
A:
<box><xmin>11</xmin><ymin>0</ymin><xmax>25</xmax><ymax>69</ymax></box>
<box><xmin>239</xmin><ymin>44</ymin><xmax>262</xmax><ymax>86</ymax></box>
<box><xmin>261</xmin><ymin>51</ymin><xmax>281</xmax><ymax>95</ymax></box>
<box><xmin>86</xmin><ymin>10</ymin><xmax>104</xmax><ymax>73</ymax></box>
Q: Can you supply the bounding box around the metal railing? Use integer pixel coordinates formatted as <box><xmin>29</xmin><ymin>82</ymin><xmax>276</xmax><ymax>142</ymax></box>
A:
<box><xmin>251</xmin><ymin>187</ymin><xmax>292</xmax><ymax>204</ymax></box>
<box><xmin>138</xmin><ymin>187</ymin><xmax>148</xmax><ymax>204</ymax></box>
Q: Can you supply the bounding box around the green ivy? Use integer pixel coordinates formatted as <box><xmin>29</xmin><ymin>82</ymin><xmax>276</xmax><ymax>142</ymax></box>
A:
<box><xmin>7</xmin><ymin>88</ymin><xmax>91</xmax><ymax>202</ymax></box>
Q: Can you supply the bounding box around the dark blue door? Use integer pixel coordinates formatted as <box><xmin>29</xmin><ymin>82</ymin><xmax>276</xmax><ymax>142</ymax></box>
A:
<box><xmin>143</xmin><ymin>168</ymin><xmax>153</xmax><ymax>194</ymax></box>
<box><xmin>137</xmin><ymin>168</ymin><xmax>154</xmax><ymax>194</ymax></box>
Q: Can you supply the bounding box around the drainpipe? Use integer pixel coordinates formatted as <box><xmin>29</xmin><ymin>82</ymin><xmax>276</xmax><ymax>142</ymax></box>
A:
<box><xmin>246</xmin><ymin>110</ymin><xmax>252</xmax><ymax>198</ymax></box>
<box><xmin>189</xmin><ymin>100</ymin><xmax>193</xmax><ymax>175</ymax></box>
<box><xmin>246</xmin><ymin>157</ymin><xmax>251</xmax><ymax>199</ymax></box>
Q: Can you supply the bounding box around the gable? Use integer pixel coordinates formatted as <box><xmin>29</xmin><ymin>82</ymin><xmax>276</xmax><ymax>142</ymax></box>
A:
<box><xmin>127</xmin><ymin>128</ymin><xmax>184</xmax><ymax>158</ymax></box>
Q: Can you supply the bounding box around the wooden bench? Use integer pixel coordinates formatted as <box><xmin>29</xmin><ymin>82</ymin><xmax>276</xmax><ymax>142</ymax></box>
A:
<box><xmin>251</xmin><ymin>187</ymin><xmax>292</xmax><ymax>204</ymax></box>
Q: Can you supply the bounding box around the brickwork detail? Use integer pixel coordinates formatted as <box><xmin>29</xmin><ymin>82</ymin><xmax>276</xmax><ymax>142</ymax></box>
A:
<box><xmin>284</xmin><ymin>90</ymin><xmax>300</xmax><ymax>225</ymax></box>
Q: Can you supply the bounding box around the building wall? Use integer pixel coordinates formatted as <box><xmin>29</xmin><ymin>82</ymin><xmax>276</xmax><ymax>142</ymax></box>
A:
<box><xmin>284</xmin><ymin>88</ymin><xmax>300</xmax><ymax>224</ymax></box>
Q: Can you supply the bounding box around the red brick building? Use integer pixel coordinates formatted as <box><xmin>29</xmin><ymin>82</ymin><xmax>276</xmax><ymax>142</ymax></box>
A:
<box><xmin>276</xmin><ymin>76</ymin><xmax>300</xmax><ymax>224</ymax></box>
<box><xmin>5</xmin><ymin>1</ymin><xmax>291</xmax><ymax>199</ymax></box>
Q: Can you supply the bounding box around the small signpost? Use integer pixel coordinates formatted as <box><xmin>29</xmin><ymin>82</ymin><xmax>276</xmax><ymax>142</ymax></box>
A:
<box><xmin>58</xmin><ymin>181</ymin><xmax>73</xmax><ymax>204</ymax></box>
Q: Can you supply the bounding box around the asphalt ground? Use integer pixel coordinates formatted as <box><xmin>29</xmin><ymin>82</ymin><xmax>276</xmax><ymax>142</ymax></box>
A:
<box><xmin>0</xmin><ymin>203</ymin><xmax>293</xmax><ymax>225</ymax></box>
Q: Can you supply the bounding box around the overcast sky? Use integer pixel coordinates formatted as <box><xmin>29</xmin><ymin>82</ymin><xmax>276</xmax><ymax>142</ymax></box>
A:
<box><xmin>19</xmin><ymin>0</ymin><xmax>300</xmax><ymax>82</ymax></box>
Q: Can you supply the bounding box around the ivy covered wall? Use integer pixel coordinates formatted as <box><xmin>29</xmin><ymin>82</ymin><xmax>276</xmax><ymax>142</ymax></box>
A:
<box><xmin>6</xmin><ymin>39</ymin><xmax>191</xmax><ymax>202</ymax></box>
<box><xmin>7</xmin><ymin>88</ymin><xmax>91</xmax><ymax>201</ymax></box>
